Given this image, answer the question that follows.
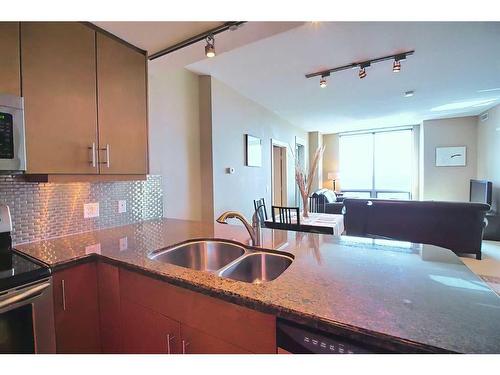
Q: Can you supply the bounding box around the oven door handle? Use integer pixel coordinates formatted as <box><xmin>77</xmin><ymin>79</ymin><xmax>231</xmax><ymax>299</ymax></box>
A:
<box><xmin>0</xmin><ymin>282</ymin><xmax>51</xmax><ymax>311</ymax></box>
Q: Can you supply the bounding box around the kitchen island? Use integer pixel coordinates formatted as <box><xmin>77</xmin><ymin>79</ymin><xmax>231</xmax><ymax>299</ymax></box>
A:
<box><xmin>17</xmin><ymin>218</ymin><xmax>500</xmax><ymax>354</ymax></box>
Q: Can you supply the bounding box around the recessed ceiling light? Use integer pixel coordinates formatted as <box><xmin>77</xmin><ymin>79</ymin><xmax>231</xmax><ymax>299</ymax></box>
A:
<box><xmin>431</xmin><ymin>99</ymin><xmax>497</xmax><ymax>112</ymax></box>
<box><xmin>404</xmin><ymin>90</ymin><xmax>414</xmax><ymax>97</ymax></box>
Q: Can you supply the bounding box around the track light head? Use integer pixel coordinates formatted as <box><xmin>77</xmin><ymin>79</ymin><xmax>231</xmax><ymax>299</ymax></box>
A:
<box><xmin>319</xmin><ymin>73</ymin><xmax>329</xmax><ymax>88</ymax></box>
<box><xmin>205</xmin><ymin>35</ymin><xmax>216</xmax><ymax>58</ymax></box>
<box><xmin>358</xmin><ymin>62</ymin><xmax>370</xmax><ymax>79</ymax></box>
<box><xmin>393</xmin><ymin>60</ymin><xmax>401</xmax><ymax>72</ymax></box>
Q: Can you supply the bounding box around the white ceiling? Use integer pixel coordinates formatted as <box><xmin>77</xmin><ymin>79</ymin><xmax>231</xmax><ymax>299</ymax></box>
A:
<box><xmin>187</xmin><ymin>22</ymin><xmax>500</xmax><ymax>133</ymax></box>
<box><xmin>93</xmin><ymin>21</ymin><xmax>224</xmax><ymax>54</ymax></box>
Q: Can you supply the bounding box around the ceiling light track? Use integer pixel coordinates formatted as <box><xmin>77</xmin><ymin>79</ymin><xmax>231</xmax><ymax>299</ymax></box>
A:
<box><xmin>148</xmin><ymin>21</ymin><xmax>246</xmax><ymax>61</ymax></box>
<box><xmin>305</xmin><ymin>50</ymin><xmax>415</xmax><ymax>84</ymax></box>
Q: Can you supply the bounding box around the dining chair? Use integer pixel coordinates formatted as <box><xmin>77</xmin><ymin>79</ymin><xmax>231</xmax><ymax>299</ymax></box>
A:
<box><xmin>308</xmin><ymin>196</ymin><xmax>323</xmax><ymax>213</ymax></box>
<box><xmin>253</xmin><ymin>198</ymin><xmax>268</xmax><ymax>222</ymax></box>
<box><xmin>271</xmin><ymin>206</ymin><xmax>301</xmax><ymax>226</ymax></box>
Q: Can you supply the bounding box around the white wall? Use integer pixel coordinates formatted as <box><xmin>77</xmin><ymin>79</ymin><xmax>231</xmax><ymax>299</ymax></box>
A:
<box><xmin>477</xmin><ymin>104</ymin><xmax>500</xmax><ymax>211</ymax></box>
<box><xmin>210</xmin><ymin>78</ymin><xmax>308</xmax><ymax>220</ymax></box>
<box><xmin>148</xmin><ymin>66</ymin><xmax>202</xmax><ymax>220</ymax></box>
<box><xmin>421</xmin><ymin>116</ymin><xmax>478</xmax><ymax>201</ymax></box>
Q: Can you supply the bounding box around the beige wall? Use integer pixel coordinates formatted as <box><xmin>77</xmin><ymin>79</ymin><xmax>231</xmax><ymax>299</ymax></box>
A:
<box><xmin>148</xmin><ymin>66</ymin><xmax>202</xmax><ymax>220</ymax></box>
<box><xmin>308</xmin><ymin>132</ymin><xmax>323</xmax><ymax>192</ymax></box>
<box><xmin>322</xmin><ymin>133</ymin><xmax>339</xmax><ymax>191</ymax></box>
<box><xmin>421</xmin><ymin>116</ymin><xmax>478</xmax><ymax>201</ymax></box>
<box><xmin>477</xmin><ymin>104</ymin><xmax>500</xmax><ymax>211</ymax></box>
<box><xmin>209</xmin><ymin>78</ymin><xmax>308</xmax><ymax>220</ymax></box>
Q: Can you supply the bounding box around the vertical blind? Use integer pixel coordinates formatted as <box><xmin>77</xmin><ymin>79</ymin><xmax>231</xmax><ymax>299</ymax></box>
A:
<box><xmin>339</xmin><ymin>129</ymin><xmax>414</xmax><ymax>199</ymax></box>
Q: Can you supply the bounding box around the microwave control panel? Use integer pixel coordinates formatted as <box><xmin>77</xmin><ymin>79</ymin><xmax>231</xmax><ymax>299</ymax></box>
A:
<box><xmin>0</xmin><ymin>112</ymin><xmax>14</xmax><ymax>159</ymax></box>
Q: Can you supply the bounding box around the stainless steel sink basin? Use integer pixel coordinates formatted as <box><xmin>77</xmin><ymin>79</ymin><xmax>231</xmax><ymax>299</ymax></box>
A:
<box><xmin>149</xmin><ymin>240</ymin><xmax>246</xmax><ymax>271</ymax></box>
<box><xmin>219</xmin><ymin>252</ymin><xmax>293</xmax><ymax>284</ymax></box>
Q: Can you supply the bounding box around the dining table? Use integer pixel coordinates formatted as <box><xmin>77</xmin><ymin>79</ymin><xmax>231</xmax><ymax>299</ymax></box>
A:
<box><xmin>264</xmin><ymin>212</ymin><xmax>344</xmax><ymax>236</ymax></box>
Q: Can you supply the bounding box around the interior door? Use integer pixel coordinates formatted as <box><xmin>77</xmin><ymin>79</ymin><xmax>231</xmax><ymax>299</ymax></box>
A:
<box><xmin>21</xmin><ymin>22</ymin><xmax>99</xmax><ymax>174</ymax></box>
<box><xmin>272</xmin><ymin>145</ymin><xmax>287</xmax><ymax>206</ymax></box>
<box><xmin>0</xmin><ymin>22</ymin><xmax>20</xmax><ymax>96</ymax></box>
<box><xmin>96</xmin><ymin>33</ymin><xmax>148</xmax><ymax>175</ymax></box>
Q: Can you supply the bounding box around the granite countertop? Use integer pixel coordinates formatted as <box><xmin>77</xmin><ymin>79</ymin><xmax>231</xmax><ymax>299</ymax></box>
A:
<box><xmin>17</xmin><ymin>218</ymin><xmax>500</xmax><ymax>354</ymax></box>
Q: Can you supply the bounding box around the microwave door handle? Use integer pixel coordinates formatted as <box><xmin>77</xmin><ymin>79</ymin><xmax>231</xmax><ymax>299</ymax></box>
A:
<box><xmin>0</xmin><ymin>282</ymin><xmax>51</xmax><ymax>312</ymax></box>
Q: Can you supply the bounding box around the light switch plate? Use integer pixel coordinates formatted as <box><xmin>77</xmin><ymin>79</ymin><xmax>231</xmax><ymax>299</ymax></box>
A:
<box><xmin>83</xmin><ymin>202</ymin><xmax>99</xmax><ymax>218</ymax></box>
<box><xmin>118</xmin><ymin>200</ymin><xmax>127</xmax><ymax>213</ymax></box>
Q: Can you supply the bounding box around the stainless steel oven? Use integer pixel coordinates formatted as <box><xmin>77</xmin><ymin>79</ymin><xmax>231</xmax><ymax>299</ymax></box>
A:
<box><xmin>0</xmin><ymin>276</ymin><xmax>56</xmax><ymax>353</ymax></box>
<box><xmin>0</xmin><ymin>93</ymin><xmax>26</xmax><ymax>172</ymax></box>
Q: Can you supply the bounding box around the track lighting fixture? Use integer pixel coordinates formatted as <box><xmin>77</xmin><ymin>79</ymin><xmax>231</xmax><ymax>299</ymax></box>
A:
<box><xmin>205</xmin><ymin>34</ymin><xmax>216</xmax><ymax>58</ymax></box>
<box><xmin>393</xmin><ymin>60</ymin><xmax>401</xmax><ymax>72</ymax></box>
<box><xmin>304</xmin><ymin>50</ymin><xmax>414</xmax><ymax>86</ymax></box>
<box><xmin>319</xmin><ymin>74</ymin><xmax>329</xmax><ymax>88</ymax></box>
<box><xmin>358</xmin><ymin>67</ymin><xmax>367</xmax><ymax>79</ymax></box>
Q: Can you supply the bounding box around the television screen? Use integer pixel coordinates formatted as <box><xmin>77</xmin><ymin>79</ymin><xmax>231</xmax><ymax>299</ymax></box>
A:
<box><xmin>470</xmin><ymin>179</ymin><xmax>492</xmax><ymax>206</ymax></box>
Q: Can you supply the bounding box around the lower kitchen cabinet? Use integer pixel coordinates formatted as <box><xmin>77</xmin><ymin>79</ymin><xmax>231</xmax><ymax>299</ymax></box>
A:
<box><xmin>52</xmin><ymin>262</ymin><xmax>101</xmax><ymax>353</ymax></box>
<box><xmin>121</xmin><ymin>299</ymin><xmax>181</xmax><ymax>354</ymax></box>
<box><xmin>180</xmin><ymin>325</ymin><xmax>250</xmax><ymax>354</ymax></box>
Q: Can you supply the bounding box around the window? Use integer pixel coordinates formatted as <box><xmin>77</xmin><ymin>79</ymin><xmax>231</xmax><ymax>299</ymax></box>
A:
<box><xmin>339</xmin><ymin>129</ymin><xmax>414</xmax><ymax>199</ymax></box>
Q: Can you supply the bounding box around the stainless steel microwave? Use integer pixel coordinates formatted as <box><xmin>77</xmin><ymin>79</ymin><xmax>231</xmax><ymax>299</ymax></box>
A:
<box><xmin>0</xmin><ymin>94</ymin><xmax>26</xmax><ymax>172</ymax></box>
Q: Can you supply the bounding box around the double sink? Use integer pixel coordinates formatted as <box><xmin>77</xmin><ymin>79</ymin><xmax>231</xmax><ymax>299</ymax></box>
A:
<box><xmin>148</xmin><ymin>240</ymin><xmax>293</xmax><ymax>284</ymax></box>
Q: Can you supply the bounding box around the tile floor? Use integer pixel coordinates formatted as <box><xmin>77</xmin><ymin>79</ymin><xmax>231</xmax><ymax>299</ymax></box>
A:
<box><xmin>461</xmin><ymin>240</ymin><xmax>500</xmax><ymax>294</ymax></box>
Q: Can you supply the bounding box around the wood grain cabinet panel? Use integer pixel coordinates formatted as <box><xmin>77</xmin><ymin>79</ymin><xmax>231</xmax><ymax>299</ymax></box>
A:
<box><xmin>52</xmin><ymin>262</ymin><xmax>101</xmax><ymax>353</ymax></box>
<box><xmin>180</xmin><ymin>324</ymin><xmax>250</xmax><ymax>354</ymax></box>
<box><xmin>0</xmin><ymin>22</ymin><xmax>21</xmax><ymax>96</ymax></box>
<box><xmin>121</xmin><ymin>299</ymin><xmax>181</xmax><ymax>354</ymax></box>
<box><xmin>21</xmin><ymin>22</ymin><xmax>98</xmax><ymax>174</ymax></box>
<box><xmin>119</xmin><ymin>269</ymin><xmax>276</xmax><ymax>353</ymax></box>
<box><xmin>96</xmin><ymin>33</ymin><xmax>148</xmax><ymax>175</ymax></box>
<box><xmin>97</xmin><ymin>262</ymin><xmax>122</xmax><ymax>353</ymax></box>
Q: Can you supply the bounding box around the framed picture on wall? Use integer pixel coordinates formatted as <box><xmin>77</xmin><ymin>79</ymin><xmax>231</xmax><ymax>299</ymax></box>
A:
<box><xmin>435</xmin><ymin>146</ymin><xmax>467</xmax><ymax>166</ymax></box>
<box><xmin>245</xmin><ymin>134</ymin><xmax>262</xmax><ymax>167</ymax></box>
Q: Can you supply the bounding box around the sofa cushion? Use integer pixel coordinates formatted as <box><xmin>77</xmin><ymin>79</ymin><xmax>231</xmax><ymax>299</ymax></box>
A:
<box><xmin>322</xmin><ymin>190</ymin><xmax>337</xmax><ymax>203</ymax></box>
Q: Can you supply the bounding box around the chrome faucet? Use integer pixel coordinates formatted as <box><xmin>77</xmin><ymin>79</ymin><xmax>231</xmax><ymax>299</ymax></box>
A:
<box><xmin>216</xmin><ymin>210</ymin><xmax>262</xmax><ymax>247</ymax></box>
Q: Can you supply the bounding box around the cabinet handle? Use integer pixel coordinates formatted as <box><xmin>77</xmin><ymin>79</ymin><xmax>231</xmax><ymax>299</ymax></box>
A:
<box><xmin>166</xmin><ymin>334</ymin><xmax>175</xmax><ymax>354</ymax></box>
<box><xmin>182</xmin><ymin>339</ymin><xmax>189</xmax><ymax>354</ymax></box>
<box><xmin>61</xmin><ymin>279</ymin><xmax>66</xmax><ymax>311</ymax></box>
<box><xmin>88</xmin><ymin>143</ymin><xmax>97</xmax><ymax>168</ymax></box>
<box><xmin>99</xmin><ymin>144</ymin><xmax>110</xmax><ymax>168</ymax></box>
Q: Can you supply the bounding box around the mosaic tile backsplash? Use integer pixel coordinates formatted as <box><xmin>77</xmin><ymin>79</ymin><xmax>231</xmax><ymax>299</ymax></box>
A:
<box><xmin>0</xmin><ymin>175</ymin><xmax>163</xmax><ymax>245</ymax></box>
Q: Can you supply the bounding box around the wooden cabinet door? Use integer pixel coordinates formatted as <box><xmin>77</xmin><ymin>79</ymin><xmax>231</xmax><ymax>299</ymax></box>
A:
<box><xmin>0</xmin><ymin>22</ymin><xmax>20</xmax><ymax>96</ymax></box>
<box><xmin>52</xmin><ymin>262</ymin><xmax>101</xmax><ymax>353</ymax></box>
<box><xmin>180</xmin><ymin>324</ymin><xmax>250</xmax><ymax>354</ymax></box>
<box><xmin>21</xmin><ymin>22</ymin><xmax>98</xmax><ymax>174</ymax></box>
<box><xmin>96</xmin><ymin>33</ymin><xmax>148</xmax><ymax>175</ymax></box>
<box><xmin>97</xmin><ymin>262</ymin><xmax>122</xmax><ymax>353</ymax></box>
<box><xmin>121</xmin><ymin>299</ymin><xmax>181</xmax><ymax>354</ymax></box>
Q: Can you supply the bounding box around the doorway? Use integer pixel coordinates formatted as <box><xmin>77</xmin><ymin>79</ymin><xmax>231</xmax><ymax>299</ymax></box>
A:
<box><xmin>271</xmin><ymin>140</ymin><xmax>288</xmax><ymax>206</ymax></box>
<box><xmin>295</xmin><ymin>137</ymin><xmax>306</xmax><ymax>207</ymax></box>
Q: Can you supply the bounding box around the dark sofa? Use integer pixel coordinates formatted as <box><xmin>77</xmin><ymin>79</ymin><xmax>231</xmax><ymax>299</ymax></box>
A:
<box><xmin>343</xmin><ymin>198</ymin><xmax>490</xmax><ymax>259</ymax></box>
<box><xmin>311</xmin><ymin>189</ymin><xmax>344</xmax><ymax>214</ymax></box>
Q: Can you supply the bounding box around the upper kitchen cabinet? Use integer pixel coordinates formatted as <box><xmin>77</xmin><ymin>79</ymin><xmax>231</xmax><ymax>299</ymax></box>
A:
<box><xmin>96</xmin><ymin>32</ymin><xmax>148</xmax><ymax>175</ymax></box>
<box><xmin>21</xmin><ymin>22</ymin><xmax>99</xmax><ymax>174</ymax></box>
<box><xmin>0</xmin><ymin>22</ymin><xmax>21</xmax><ymax>96</ymax></box>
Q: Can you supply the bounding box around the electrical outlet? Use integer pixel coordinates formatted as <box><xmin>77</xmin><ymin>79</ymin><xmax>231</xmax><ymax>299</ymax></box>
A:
<box><xmin>118</xmin><ymin>200</ymin><xmax>127</xmax><ymax>213</ymax></box>
<box><xmin>119</xmin><ymin>237</ymin><xmax>128</xmax><ymax>251</ymax></box>
<box><xmin>83</xmin><ymin>202</ymin><xmax>99</xmax><ymax>218</ymax></box>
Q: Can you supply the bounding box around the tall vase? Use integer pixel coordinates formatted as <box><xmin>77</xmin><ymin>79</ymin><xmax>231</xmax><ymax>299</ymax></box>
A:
<box><xmin>301</xmin><ymin>193</ymin><xmax>309</xmax><ymax>218</ymax></box>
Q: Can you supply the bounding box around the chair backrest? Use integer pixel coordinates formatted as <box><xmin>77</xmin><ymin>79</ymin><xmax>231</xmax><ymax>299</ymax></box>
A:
<box><xmin>308</xmin><ymin>196</ymin><xmax>323</xmax><ymax>213</ymax></box>
<box><xmin>253</xmin><ymin>198</ymin><xmax>268</xmax><ymax>221</ymax></box>
<box><xmin>272</xmin><ymin>206</ymin><xmax>300</xmax><ymax>225</ymax></box>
